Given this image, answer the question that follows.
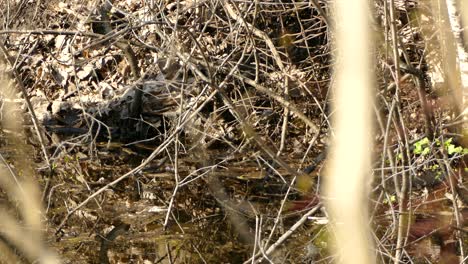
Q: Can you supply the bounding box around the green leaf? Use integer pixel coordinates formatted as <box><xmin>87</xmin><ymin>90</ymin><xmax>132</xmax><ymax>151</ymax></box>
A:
<box><xmin>384</xmin><ymin>195</ymin><xmax>396</xmax><ymax>204</ymax></box>
<box><xmin>413</xmin><ymin>137</ymin><xmax>430</xmax><ymax>155</ymax></box>
<box><xmin>414</xmin><ymin>145</ymin><xmax>422</xmax><ymax>154</ymax></box>
<box><xmin>397</xmin><ymin>153</ymin><xmax>403</xmax><ymax>160</ymax></box>
<box><xmin>447</xmin><ymin>145</ymin><xmax>463</xmax><ymax>155</ymax></box>
<box><xmin>419</xmin><ymin>137</ymin><xmax>430</xmax><ymax>145</ymax></box>
<box><xmin>421</xmin><ymin>147</ymin><xmax>430</xmax><ymax>155</ymax></box>
<box><xmin>444</xmin><ymin>137</ymin><xmax>453</xmax><ymax>148</ymax></box>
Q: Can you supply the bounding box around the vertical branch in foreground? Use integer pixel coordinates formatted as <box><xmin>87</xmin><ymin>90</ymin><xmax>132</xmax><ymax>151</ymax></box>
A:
<box><xmin>443</xmin><ymin>0</ymin><xmax>468</xmax><ymax>137</ymax></box>
<box><xmin>431</xmin><ymin>0</ymin><xmax>464</xmax><ymax>120</ymax></box>
<box><xmin>461</xmin><ymin>2</ymin><xmax>468</xmax><ymax>131</ymax></box>
<box><xmin>324</xmin><ymin>0</ymin><xmax>374</xmax><ymax>264</ymax></box>
<box><xmin>0</xmin><ymin>60</ymin><xmax>60</xmax><ymax>263</ymax></box>
<box><xmin>388</xmin><ymin>0</ymin><xmax>410</xmax><ymax>260</ymax></box>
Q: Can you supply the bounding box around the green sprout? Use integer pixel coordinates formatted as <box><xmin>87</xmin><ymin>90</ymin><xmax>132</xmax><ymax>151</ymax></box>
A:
<box><xmin>396</xmin><ymin>153</ymin><xmax>403</xmax><ymax>160</ymax></box>
<box><xmin>429</xmin><ymin>164</ymin><xmax>442</xmax><ymax>180</ymax></box>
<box><xmin>443</xmin><ymin>137</ymin><xmax>468</xmax><ymax>155</ymax></box>
<box><xmin>383</xmin><ymin>195</ymin><xmax>396</xmax><ymax>204</ymax></box>
<box><xmin>413</xmin><ymin>137</ymin><xmax>430</xmax><ymax>155</ymax></box>
<box><xmin>412</xmin><ymin>137</ymin><xmax>468</xmax><ymax>156</ymax></box>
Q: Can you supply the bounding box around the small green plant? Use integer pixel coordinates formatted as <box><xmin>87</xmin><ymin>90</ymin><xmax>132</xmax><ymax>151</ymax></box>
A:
<box><xmin>412</xmin><ymin>137</ymin><xmax>468</xmax><ymax>156</ymax></box>
<box><xmin>429</xmin><ymin>164</ymin><xmax>442</xmax><ymax>180</ymax></box>
<box><xmin>63</xmin><ymin>155</ymin><xmax>72</xmax><ymax>164</ymax></box>
<box><xmin>383</xmin><ymin>195</ymin><xmax>396</xmax><ymax>204</ymax></box>
<box><xmin>442</xmin><ymin>137</ymin><xmax>467</xmax><ymax>155</ymax></box>
<box><xmin>392</xmin><ymin>137</ymin><xmax>466</xmax><ymax>165</ymax></box>
<box><xmin>396</xmin><ymin>153</ymin><xmax>402</xmax><ymax>161</ymax></box>
<box><xmin>413</xmin><ymin>137</ymin><xmax>430</xmax><ymax>155</ymax></box>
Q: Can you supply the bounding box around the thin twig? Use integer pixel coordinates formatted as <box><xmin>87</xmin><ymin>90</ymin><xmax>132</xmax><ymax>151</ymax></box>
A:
<box><xmin>244</xmin><ymin>204</ymin><xmax>322</xmax><ymax>264</ymax></box>
<box><xmin>0</xmin><ymin>41</ymin><xmax>51</xmax><ymax>171</ymax></box>
<box><xmin>387</xmin><ymin>1</ymin><xmax>411</xmax><ymax>262</ymax></box>
<box><xmin>238</xmin><ymin>75</ymin><xmax>320</xmax><ymax>135</ymax></box>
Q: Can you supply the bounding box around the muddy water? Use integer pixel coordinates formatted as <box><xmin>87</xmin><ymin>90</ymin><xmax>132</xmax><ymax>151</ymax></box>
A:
<box><xmin>45</xmin><ymin>144</ymin><xmax>326</xmax><ymax>263</ymax></box>
<box><xmin>0</xmin><ymin>136</ymin><xmax>463</xmax><ymax>263</ymax></box>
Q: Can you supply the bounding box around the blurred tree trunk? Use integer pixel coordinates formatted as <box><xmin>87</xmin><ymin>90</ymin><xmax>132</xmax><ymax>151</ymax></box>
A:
<box><xmin>445</xmin><ymin>0</ymin><xmax>468</xmax><ymax>133</ymax></box>
<box><xmin>422</xmin><ymin>0</ymin><xmax>466</xmax><ymax>134</ymax></box>
<box><xmin>324</xmin><ymin>0</ymin><xmax>374</xmax><ymax>263</ymax></box>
